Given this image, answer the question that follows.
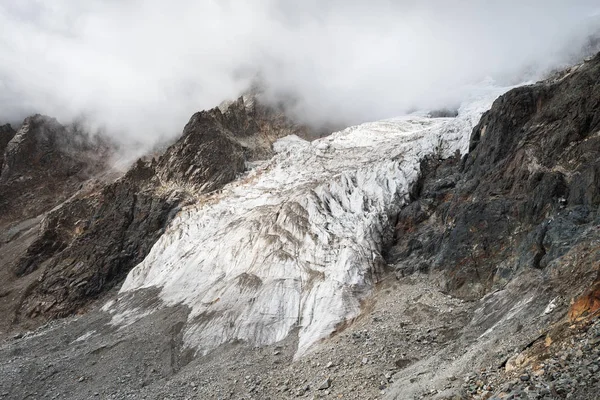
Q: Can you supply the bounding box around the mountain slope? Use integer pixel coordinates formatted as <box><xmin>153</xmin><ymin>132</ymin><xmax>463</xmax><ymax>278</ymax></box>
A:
<box><xmin>0</xmin><ymin>55</ymin><xmax>599</xmax><ymax>400</ymax></box>
<box><xmin>385</xmin><ymin>52</ymin><xmax>600</xmax><ymax>399</ymax></box>
<box><xmin>0</xmin><ymin>96</ymin><xmax>314</xmax><ymax>336</ymax></box>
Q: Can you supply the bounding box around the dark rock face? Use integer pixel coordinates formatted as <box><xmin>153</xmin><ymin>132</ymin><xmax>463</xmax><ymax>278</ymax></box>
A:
<box><xmin>155</xmin><ymin>107</ymin><xmax>247</xmax><ymax>191</ymax></box>
<box><xmin>0</xmin><ymin>116</ymin><xmax>114</xmax><ymax>333</ymax></box>
<box><xmin>1</xmin><ymin>96</ymin><xmax>316</xmax><ymax>330</ymax></box>
<box><xmin>382</xmin><ymin>55</ymin><xmax>600</xmax><ymax>400</ymax></box>
<box><xmin>0</xmin><ymin>115</ymin><xmax>113</xmax><ymax>226</ymax></box>
<box><xmin>157</xmin><ymin>96</ymin><xmax>315</xmax><ymax>190</ymax></box>
<box><xmin>388</xmin><ymin>53</ymin><xmax>600</xmax><ymax>299</ymax></box>
<box><xmin>0</xmin><ymin>123</ymin><xmax>16</xmax><ymax>171</ymax></box>
<box><xmin>14</xmin><ymin>162</ymin><xmax>184</xmax><ymax>320</ymax></box>
<box><xmin>1</xmin><ymin>115</ymin><xmax>111</xmax><ymax>184</ymax></box>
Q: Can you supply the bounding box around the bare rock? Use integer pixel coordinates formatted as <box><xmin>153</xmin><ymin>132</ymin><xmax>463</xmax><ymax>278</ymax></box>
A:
<box><xmin>0</xmin><ymin>123</ymin><xmax>16</xmax><ymax>171</ymax></box>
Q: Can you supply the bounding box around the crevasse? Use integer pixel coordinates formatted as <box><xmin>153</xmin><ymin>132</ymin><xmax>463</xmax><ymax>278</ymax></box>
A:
<box><xmin>111</xmin><ymin>88</ymin><xmax>507</xmax><ymax>358</ymax></box>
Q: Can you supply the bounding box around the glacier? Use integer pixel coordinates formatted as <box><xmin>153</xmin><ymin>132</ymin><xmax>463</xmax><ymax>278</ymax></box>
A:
<box><xmin>109</xmin><ymin>87</ymin><xmax>509</xmax><ymax>358</ymax></box>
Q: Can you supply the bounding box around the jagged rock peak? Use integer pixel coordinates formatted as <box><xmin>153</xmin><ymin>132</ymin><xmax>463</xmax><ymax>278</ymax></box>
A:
<box><xmin>0</xmin><ymin>114</ymin><xmax>113</xmax><ymax>183</ymax></box>
<box><xmin>154</xmin><ymin>94</ymin><xmax>319</xmax><ymax>192</ymax></box>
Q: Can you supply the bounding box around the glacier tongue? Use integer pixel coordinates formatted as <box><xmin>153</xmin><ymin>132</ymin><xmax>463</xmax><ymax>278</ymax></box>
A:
<box><xmin>115</xmin><ymin>90</ymin><xmax>506</xmax><ymax>358</ymax></box>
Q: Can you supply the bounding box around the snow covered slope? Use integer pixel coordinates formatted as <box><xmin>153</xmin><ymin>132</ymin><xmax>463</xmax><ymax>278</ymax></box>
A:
<box><xmin>110</xmin><ymin>88</ymin><xmax>508</xmax><ymax>358</ymax></box>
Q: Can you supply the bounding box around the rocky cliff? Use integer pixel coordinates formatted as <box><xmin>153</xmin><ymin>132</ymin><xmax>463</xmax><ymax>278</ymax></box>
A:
<box><xmin>0</xmin><ymin>96</ymin><xmax>314</xmax><ymax>334</ymax></box>
<box><xmin>384</xmin><ymin>53</ymin><xmax>600</xmax><ymax>399</ymax></box>
<box><xmin>0</xmin><ymin>115</ymin><xmax>112</xmax><ymax>226</ymax></box>
<box><xmin>389</xmin><ymin>53</ymin><xmax>600</xmax><ymax>300</ymax></box>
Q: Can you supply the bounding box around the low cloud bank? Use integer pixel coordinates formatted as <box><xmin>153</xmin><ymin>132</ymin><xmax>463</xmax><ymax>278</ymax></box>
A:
<box><xmin>0</xmin><ymin>1</ymin><xmax>598</xmax><ymax>152</ymax></box>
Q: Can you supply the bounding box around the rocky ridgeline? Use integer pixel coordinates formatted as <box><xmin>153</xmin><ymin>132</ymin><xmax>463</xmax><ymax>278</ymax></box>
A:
<box><xmin>156</xmin><ymin>95</ymin><xmax>314</xmax><ymax>190</ymax></box>
<box><xmin>0</xmin><ymin>97</ymin><xmax>315</xmax><ymax>334</ymax></box>
<box><xmin>0</xmin><ymin>115</ymin><xmax>112</xmax><ymax>226</ymax></box>
<box><xmin>390</xmin><ymin>53</ymin><xmax>600</xmax><ymax>299</ymax></box>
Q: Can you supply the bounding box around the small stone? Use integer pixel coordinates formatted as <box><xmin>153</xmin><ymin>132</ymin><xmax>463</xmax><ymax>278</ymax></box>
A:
<box><xmin>395</xmin><ymin>358</ymin><xmax>412</xmax><ymax>369</ymax></box>
<box><xmin>520</xmin><ymin>374</ymin><xmax>530</xmax><ymax>382</ymax></box>
<box><xmin>318</xmin><ymin>377</ymin><xmax>331</xmax><ymax>390</ymax></box>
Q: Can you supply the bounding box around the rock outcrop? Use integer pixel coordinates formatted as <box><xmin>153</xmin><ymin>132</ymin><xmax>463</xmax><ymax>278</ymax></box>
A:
<box><xmin>389</xmin><ymin>53</ymin><xmax>600</xmax><ymax>299</ymax></box>
<box><xmin>0</xmin><ymin>115</ymin><xmax>112</xmax><ymax>226</ymax></box>
<box><xmin>384</xmin><ymin>53</ymin><xmax>600</xmax><ymax>399</ymax></box>
<box><xmin>0</xmin><ymin>123</ymin><xmax>16</xmax><ymax>171</ymax></box>
<box><xmin>0</xmin><ymin>96</ymin><xmax>317</xmax><ymax>333</ymax></box>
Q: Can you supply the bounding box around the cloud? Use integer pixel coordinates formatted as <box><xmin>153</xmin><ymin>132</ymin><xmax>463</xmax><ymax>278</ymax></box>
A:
<box><xmin>0</xmin><ymin>1</ymin><xmax>598</xmax><ymax>152</ymax></box>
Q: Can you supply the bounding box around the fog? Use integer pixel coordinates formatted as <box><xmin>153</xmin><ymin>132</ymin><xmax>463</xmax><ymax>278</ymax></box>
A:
<box><xmin>0</xmin><ymin>1</ymin><xmax>599</xmax><ymax>150</ymax></box>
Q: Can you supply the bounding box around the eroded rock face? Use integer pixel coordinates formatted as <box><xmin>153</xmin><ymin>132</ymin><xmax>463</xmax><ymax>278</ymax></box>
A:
<box><xmin>0</xmin><ymin>123</ymin><xmax>16</xmax><ymax>171</ymax></box>
<box><xmin>156</xmin><ymin>96</ymin><xmax>316</xmax><ymax>190</ymax></box>
<box><xmin>2</xmin><ymin>96</ymin><xmax>318</xmax><ymax>331</ymax></box>
<box><xmin>383</xmin><ymin>53</ymin><xmax>600</xmax><ymax>400</ymax></box>
<box><xmin>0</xmin><ymin>116</ymin><xmax>115</xmax><ymax>334</ymax></box>
<box><xmin>569</xmin><ymin>277</ymin><xmax>600</xmax><ymax>322</ymax></box>
<box><xmin>13</xmin><ymin>162</ymin><xmax>183</xmax><ymax>320</ymax></box>
<box><xmin>389</xmin><ymin>53</ymin><xmax>600</xmax><ymax>299</ymax></box>
<box><xmin>156</xmin><ymin>110</ymin><xmax>246</xmax><ymax>191</ymax></box>
<box><xmin>0</xmin><ymin>116</ymin><xmax>112</xmax><ymax>226</ymax></box>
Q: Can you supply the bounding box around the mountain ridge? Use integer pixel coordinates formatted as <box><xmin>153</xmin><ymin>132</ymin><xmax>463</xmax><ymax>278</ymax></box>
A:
<box><xmin>0</xmin><ymin>96</ymin><xmax>316</xmax><ymax>335</ymax></box>
<box><xmin>0</xmin><ymin>55</ymin><xmax>599</xmax><ymax>399</ymax></box>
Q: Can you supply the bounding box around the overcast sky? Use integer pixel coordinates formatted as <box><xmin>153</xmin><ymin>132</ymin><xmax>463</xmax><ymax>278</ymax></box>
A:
<box><xmin>0</xmin><ymin>1</ymin><xmax>599</xmax><ymax>148</ymax></box>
